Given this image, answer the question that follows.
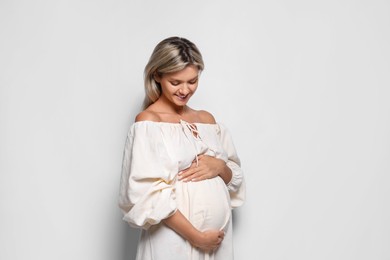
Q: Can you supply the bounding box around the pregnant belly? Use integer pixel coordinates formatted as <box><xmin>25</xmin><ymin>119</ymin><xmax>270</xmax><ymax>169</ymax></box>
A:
<box><xmin>176</xmin><ymin>177</ymin><xmax>231</xmax><ymax>231</ymax></box>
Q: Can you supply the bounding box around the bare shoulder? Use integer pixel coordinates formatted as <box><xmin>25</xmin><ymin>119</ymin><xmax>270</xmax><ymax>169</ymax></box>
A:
<box><xmin>197</xmin><ymin>110</ymin><xmax>217</xmax><ymax>124</ymax></box>
<box><xmin>135</xmin><ymin>110</ymin><xmax>160</xmax><ymax>122</ymax></box>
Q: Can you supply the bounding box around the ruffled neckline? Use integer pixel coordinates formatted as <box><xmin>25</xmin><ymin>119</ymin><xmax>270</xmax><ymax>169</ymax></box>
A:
<box><xmin>132</xmin><ymin>119</ymin><xmax>219</xmax><ymax>127</ymax></box>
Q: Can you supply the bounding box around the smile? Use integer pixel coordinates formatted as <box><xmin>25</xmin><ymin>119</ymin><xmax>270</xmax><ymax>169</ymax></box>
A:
<box><xmin>175</xmin><ymin>94</ymin><xmax>189</xmax><ymax>100</ymax></box>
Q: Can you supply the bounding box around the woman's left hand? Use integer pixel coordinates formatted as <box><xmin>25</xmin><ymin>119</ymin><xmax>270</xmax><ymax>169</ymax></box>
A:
<box><xmin>178</xmin><ymin>155</ymin><xmax>227</xmax><ymax>182</ymax></box>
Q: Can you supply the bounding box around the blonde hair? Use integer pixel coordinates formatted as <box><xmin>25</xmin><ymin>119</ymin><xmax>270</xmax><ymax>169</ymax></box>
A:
<box><xmin>143</xmin><ymin>37</ymin><xmax>204</xmax><ymax>109</ymax></box>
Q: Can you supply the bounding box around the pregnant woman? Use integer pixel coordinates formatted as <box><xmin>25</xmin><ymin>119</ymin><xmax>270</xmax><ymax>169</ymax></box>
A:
<box><xmin>119</xmin><ymin>37</ymin><xmax>245</xmax><ymax>260</ymax></box>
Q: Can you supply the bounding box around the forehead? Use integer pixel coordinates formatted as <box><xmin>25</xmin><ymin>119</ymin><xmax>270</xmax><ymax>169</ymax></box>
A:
<box><xmin>164</xmin><ymin>65</ymin><xmax>199</xmax><ymax>80</ymax></box>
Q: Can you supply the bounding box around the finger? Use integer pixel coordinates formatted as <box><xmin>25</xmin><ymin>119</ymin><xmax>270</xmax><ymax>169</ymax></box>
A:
<box><xmin>190</xmin><ymin>168</ymin><xmax>212</xmax><ymax>182</ymax></box>
<box><xmin>178</xmin><ymin>162</ymin><xmax>197</xmax><ymax>174</ymax></box>
<box><xmin>184</xmin><ymin>165</ymin><xmax>207</xmax><ymax>181</ymax></box>
<box><xmin>190</xmin><ymin>172</ymin><xmax>209</xmax><ymax>182</ymax></box>
<box><xmin>180</xmin><ymin>168</ymin><xmax>202</xmax><ymax>182</ymax></box>
<box><xmin>178</xmin><ymin>169</ymin><xmax>193</xmax><ymax>180</ymax></box>
<box><xmin>192</xmin><ymin>155</ymin><xmax>203</xmax><ymax>163</ymax></box>
<box><xmin>178</xmin><ymin>163</ymin><xmax>194</xmax><ymax>175</ymax></box>
<box><xmin>179</xmin><ymin>173</ymin><xmax>194</xmax><ymax>182</ymax></box>
<box><xmin>186</xmin><ymin>162</ymin><xmax>198</xmax><ymax>171</ymax></box>
<box><xmin>197</xmin><ymin>154</ymin><xmax>205</xmax><ymax>160</ymax></box>
<box><xmin>191</xmin><ymin>175</ymin><xmax>207</xmax><ymax>182</ymax></box>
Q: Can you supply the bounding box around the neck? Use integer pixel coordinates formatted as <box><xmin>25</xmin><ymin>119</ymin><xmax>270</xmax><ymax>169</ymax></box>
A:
<box><xmin>174</xmin><ymin>105</ymin><xmax>187</xmax><ymax>116</ymax></box>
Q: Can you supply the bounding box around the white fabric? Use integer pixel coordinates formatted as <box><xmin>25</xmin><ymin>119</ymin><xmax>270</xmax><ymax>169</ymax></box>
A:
<box><xmin>119</xmin><ymin>120</ymin><xmax>245</xmax><ymax>260</ymax></box>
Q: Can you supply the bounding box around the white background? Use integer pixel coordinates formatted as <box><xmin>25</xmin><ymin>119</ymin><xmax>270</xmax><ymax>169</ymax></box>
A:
<box><xmin>1</xmin><ymin>0</ymin><xmax>389</xmax><ymax>259</ymax></box>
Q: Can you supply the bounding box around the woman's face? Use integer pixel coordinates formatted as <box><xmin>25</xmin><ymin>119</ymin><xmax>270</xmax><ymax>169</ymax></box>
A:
<box><xmin>156</xmin><ymin>65</ymin><xmax>199</xmax><ymax>108</ymax></box>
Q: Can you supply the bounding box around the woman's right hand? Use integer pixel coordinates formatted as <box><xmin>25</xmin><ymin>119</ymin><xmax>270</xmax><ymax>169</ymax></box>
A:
<box><xmin>190</xmin><ymin>230</ymin><xmax>225</xmax><ymax>252</ymax></box>
<box><xmin>163</xmin><ymin>211</ymin><xmax>225</xmax><ymax>252</ymax></box>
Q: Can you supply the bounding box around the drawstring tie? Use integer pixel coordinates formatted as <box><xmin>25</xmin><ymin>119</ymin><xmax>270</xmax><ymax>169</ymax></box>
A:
<box><xmin>180</xmin><ymin>119</ymin><xmax>201</xmax><ymax>166</ymax></box>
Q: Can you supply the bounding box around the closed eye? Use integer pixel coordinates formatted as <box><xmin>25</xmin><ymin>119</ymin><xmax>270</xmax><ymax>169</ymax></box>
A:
<box><xmin>189</xmin><ymin>78</ymin><xmax>198</xmax><ymax>84</ymax></box>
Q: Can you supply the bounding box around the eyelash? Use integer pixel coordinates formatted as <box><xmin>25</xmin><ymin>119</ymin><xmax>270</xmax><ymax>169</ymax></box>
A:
<box><xmin>170</xmin><ymin>80</ymin><xmax>197</xmax><ymax>86</ymax></box>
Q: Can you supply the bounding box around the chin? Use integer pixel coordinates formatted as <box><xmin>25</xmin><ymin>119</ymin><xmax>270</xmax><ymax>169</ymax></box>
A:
<box><xmin>173</xmin><ymin>97</ymin><xmax>191</xmax><ymax>106</ymax></box>
<box><xmin>173</xmin><ymin>102</ymin><xmax>188</xmax><ymax>108</ymax></box>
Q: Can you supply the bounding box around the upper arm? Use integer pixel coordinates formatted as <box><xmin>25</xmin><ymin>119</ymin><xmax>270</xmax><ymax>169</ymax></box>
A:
<box><xmin>135</xmin><ymin>111</ymin><xmax>160</xmax><ymax>122</ymax></box>
<box><xmin>198</xmin><ymin>110</ymin><xmax>217</xmax><ymax>124</ymax></box>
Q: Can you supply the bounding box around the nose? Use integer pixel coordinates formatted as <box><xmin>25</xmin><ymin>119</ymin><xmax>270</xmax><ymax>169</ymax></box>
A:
<box><xmin>178</xmin><ymin>84</ymin><xmax>190</xmax><ymax>94</ymax></box>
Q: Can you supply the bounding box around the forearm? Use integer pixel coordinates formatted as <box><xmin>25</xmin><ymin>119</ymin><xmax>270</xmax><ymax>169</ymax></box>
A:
<box><xmin>163</xmin><ymin>210</ymin><xmax>200</xmax><ymax>244</ymax></box>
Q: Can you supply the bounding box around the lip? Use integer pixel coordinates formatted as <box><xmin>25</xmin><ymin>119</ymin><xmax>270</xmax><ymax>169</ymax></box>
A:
<box><xmin>175</xmin><ymin>94</ymin><xmax>189</xmax><ymax>101</ymax></box>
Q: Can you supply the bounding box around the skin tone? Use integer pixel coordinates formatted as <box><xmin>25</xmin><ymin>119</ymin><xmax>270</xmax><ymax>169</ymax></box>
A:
<box><xmin>135</xmin><ymin>65</ymin><xmax>233</xmax><ymax>251</ymax></box>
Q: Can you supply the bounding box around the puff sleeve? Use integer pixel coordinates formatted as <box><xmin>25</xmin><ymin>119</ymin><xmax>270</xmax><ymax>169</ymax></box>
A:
<box><xmin>118</xmin><ymin>122</ymin><xmax>178</xmax><ymax>229</ymax></box>
<box><xmin>218</xmin><ymin>124</ymin><xmax>246</xmax><ymax>208</ymax></box>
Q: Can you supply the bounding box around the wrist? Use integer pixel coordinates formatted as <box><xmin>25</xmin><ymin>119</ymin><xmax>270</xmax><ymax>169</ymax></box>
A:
<box><xmin>218</xmin><ymin>163</ymin><xmax>232</xmax><ymax>184</ymax></box>
<box><xmin>217</xmin><ymin>159</ymin><xmax>227</xmax><ymax>175</ymax></box>
<box><xmin>188</xmin><ymin>229</ymin><xmax>203</xmax><ymax>246</ymax></box>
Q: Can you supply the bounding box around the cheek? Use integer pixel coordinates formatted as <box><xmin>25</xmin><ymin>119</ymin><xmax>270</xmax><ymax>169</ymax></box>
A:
<box><xmin>190</xmin><ymin>84</ymin><xmax>198</xmax><ymax>93</ymax></box>
<box><xmin>160</xmin><ymin>81</ymin><xmax>169</xmax><ymax>89</ymax></box>
<box><xmin>160</xmin><ymin>83</ymin><xmax>176</xmax><ymax>94</ymax></box>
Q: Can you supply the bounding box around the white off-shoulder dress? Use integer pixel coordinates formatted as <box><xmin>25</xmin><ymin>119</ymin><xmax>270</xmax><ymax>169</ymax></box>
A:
<box><xmin>119</xmin><ymin>120</ymin><xmax>245</xmax><ymax>260</ymax></box>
